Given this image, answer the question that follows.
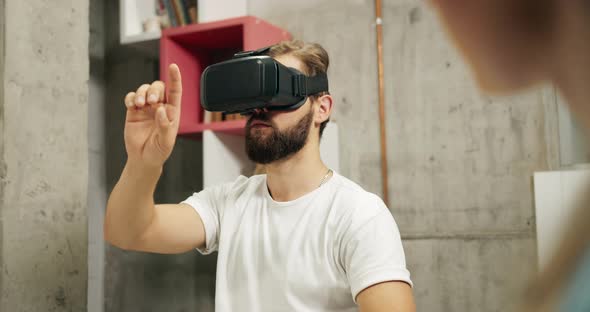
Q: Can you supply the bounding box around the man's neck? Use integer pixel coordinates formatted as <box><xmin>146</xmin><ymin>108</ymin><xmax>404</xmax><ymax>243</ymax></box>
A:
<box><xmin>265</xmin><ymin>142</ymin><xmax>330</xmax><ymax>202</ymax></box>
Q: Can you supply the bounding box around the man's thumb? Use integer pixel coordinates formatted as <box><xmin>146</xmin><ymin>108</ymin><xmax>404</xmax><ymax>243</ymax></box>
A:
<box><xmin>156</xmin><ymin>106</ymin><xmax>171</xmax><ymax>131</ymax></box>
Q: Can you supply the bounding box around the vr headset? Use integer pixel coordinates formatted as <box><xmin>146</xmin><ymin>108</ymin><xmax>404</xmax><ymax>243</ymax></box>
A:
<box><xmin>201</xmin><ymin>46</ymin><xmax>329</xmax><ymax>115</ymax></box>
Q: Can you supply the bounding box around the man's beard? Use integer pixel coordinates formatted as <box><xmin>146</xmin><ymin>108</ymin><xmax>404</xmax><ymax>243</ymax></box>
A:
<box><xmin>245</xmin><ymin>108</ymin><xmax>313</xmax><ymax>164</ymax></box>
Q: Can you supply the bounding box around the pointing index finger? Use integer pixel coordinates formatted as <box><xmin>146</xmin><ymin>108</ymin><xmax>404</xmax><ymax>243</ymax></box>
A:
<box><xmin>167</xmin><ymin>64</ymin><xmax>182</xmax><ymax>108</ymax></box>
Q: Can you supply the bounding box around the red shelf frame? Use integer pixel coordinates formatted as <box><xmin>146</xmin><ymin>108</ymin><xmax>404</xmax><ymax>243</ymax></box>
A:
<box><xmin>160</xmin><ymin>16</ymin><xmax>291</xmax><ymax>138</ymax></box>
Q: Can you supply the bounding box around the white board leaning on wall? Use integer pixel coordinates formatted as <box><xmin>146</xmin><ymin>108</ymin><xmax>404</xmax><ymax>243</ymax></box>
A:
<box><xmin>534</xmin><ymin>168</ymin><xmax>590</xmax><ymax>269</ymax></box>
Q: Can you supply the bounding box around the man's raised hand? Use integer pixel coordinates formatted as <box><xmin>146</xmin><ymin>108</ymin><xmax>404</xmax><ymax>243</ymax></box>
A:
<box><xmin>123</xmin><ymin>64</ymin><xmax>182</xmax><ymax>168</ymax></box>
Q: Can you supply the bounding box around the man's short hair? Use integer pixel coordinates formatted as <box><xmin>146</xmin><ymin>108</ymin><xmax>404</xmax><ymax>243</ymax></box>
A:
<box><xmin>268</xmin><ymin>40</ymin><xmax>330</xmax><ymax>138</ymax></box>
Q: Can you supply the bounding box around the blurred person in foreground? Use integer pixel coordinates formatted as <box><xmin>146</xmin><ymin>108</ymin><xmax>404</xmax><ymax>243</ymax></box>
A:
<box><xmin>428</xmin><ymin>1</ymin><xmax>590</xmax><ymax>311</ymax></box>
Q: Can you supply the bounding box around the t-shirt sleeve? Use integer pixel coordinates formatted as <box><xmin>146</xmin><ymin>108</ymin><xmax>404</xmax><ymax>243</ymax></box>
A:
<box><xmin>181</xmin><ymin>182</ymin><xmax>233</xmax><ymax>255</ymax></box>
<box><xmin>341</xmin><ymin>195</ymin><xmax>413</xmax><ymax>302</ymax></box>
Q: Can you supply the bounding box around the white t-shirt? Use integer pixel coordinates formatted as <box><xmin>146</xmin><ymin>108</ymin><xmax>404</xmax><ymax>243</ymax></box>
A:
<box><xmin>182</xmin><ymin>172</ymin><xmax>412</xmax><ymax>311</ymax></box>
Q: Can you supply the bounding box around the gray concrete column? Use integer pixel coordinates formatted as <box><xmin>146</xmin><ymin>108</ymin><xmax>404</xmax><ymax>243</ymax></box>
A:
<box><xmin>0</xmin><ymin>1</ymin><xmax>89</xmax><ymax>311</ymax></box>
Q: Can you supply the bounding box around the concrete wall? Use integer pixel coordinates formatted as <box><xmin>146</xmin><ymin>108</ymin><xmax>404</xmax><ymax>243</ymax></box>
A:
<box><xmin>0</xmin><ymin>0</ymin><xmax>4</xmax><ymax>305</ymax></box>
<box><xmin>557</xmin><ymin>94</ymin><xmax>590</xmax><ymax>166</ymax></box>
<box><xmin>89</xmin><ymin>0</ymin><xmax>107</xmax><ymax>311</ymax></box>
<box><xmin>100</xmin><ymin>0</ymin><xmax>560</xmax><ymax>311</ymax></box>
<box><xmin>0</xmin><ymin>0</ymin><xmax>89</xmax><ymax>311</ymax></box>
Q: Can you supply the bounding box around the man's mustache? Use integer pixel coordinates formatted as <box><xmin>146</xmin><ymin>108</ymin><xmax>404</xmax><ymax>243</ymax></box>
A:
<box><xmin>247</xmin><ymin>112</ymin><xmax>273</xmax><ymax>127</ymax></box>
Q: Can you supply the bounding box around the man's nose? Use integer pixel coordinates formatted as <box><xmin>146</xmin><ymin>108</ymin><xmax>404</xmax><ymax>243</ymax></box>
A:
<box><xmin>252</xmin><ymin>108</ymin><xmax>269</xmax><ymax>115</ymax></box>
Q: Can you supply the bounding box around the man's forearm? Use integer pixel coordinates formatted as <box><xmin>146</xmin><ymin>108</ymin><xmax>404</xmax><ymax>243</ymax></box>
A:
<box><xmin>104</xmin><ymin>162</ymin><xmax>162</xmax><ymax>249</ymax></box>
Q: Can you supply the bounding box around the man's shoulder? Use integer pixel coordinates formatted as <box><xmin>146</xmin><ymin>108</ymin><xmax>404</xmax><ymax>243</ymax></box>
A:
<box><xmin>330</xmin><ymin>173</ymin><xmax>383</xmax><ymax>205</ymax></box>
<box><xmin>328</xmin><ymin>174</ymin><xmax>394</xmax><ymax>239</ymax></box>
<box><xmin>328</xmin><ymin>174</ymin><xmax>389</xmax><ymax>220</ymax></box>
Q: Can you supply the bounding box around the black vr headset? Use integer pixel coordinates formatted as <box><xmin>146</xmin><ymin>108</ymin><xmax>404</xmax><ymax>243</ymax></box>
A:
<box><xmin>201</xmin><ymin>46</ymin><xmax>329</xmax><ymax>115</ymax></box>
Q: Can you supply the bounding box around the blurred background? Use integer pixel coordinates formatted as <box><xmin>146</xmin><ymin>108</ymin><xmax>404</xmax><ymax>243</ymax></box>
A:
<box><xmin>1</xmin><ymin>0</ymin><xmax>589</xmax><ymax>311</ymax></box>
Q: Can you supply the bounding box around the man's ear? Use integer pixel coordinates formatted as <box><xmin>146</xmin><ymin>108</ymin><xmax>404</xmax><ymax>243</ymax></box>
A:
<box><xmin>314</xmin><ymin>94</ymin><xmax>333</xmax><ymax>124</ymax></box>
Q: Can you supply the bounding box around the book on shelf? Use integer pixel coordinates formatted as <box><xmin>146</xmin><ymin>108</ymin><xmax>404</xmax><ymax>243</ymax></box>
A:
<box><xmin>171</xmin><ymin>0</ymin><xmax>186</xmax><ymax>25</ymax></box>
<box><xmin>160</xmin><ymin>0</ymin><xmax>177</xmax><ymax>27</ymax></box>
<box><xmin>203</xmin><ymin>111</ymin><xmax>246</xmax><ymax>123</ymax></box>
<box><xmin>228</xmin><ymin>113</ymin><xmax>245</xmax><ymax>121</ymax></box>
<box><xmin>159</xmin><ymin>0</ymin><xmax>198</xmax><ymax>28</ymax></box>
<box><xmin>187</xmin><ymin>0</ymin><xmax>198</xmax><ymax>23</ymax></box>
<box><xmin>203</xmin><ymin>110</ymin><xmax>212</xmax><ymax>123</ymax></box>
<box><xmin>204</xmin><ymin>111</ymin><xmax>217</xmax><ymax>123</ymax></box>
<box><xmin>189</xmin><ymin>6</ymin><xmax>198</xmax><ymax>23</ymax></box>
<box><xmin>179</xmin><ymin>0</ymin><xmax>192</xmax><ymax>24</ymax></box>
